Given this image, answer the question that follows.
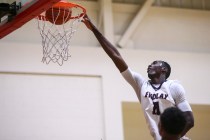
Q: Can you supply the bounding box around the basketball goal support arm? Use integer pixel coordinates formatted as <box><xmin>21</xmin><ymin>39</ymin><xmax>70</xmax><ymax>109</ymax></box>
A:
<box><xmin>117</xmin><ymin>0</ymin><xmax>154</xmax><ymax>48</ymax></box>
<box><xmin>0</xmin><ymin>0</ymin><xmax>60</xmax><ymax>39</ymax></box>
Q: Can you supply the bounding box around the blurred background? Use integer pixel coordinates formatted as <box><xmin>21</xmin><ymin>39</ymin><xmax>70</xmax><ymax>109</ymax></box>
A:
<box><xmin>0</xmin><ymin>0</ymin><xmax>210</xmax><ymax>140</ymax></box>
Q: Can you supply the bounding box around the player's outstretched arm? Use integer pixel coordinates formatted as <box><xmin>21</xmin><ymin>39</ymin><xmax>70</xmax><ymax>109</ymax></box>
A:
<box><xmin>83</xmin><ymin>14</ymin><xmax>128</xmax><ymax>72</ymax></box>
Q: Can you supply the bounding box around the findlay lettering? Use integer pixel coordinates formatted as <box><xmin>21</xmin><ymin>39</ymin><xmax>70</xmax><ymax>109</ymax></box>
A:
<box><xmin>145</xmin><ymin>92</ymin><xmax>168</xmax><ymax>100</ymax></box>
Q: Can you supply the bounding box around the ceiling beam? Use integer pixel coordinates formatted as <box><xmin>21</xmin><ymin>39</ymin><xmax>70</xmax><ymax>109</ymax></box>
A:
<box><xmin>99</xmin><ymin>0</ymin><xmax>114</xmax><ymax>44</ymax></box>
<box><xmin>117</xmin><ymin>0</ymin><xmax>154</xmax><ymax>48</ymax></box>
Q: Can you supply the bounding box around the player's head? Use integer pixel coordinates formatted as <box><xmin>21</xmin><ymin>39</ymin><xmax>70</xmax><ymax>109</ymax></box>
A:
<box><xmin>161</xmin><ymin>61</ymin><xmax>171</xmax><ymax>79</ymax></box>
<box><xmin>147</xmin><ymin>60</ymin><xmax>171</xmax><ymax>79</ymax></box>
<box><xmin>159</xmin><ymin>107</ymin><xmax>186</xmax><ymax>139</ymax></box>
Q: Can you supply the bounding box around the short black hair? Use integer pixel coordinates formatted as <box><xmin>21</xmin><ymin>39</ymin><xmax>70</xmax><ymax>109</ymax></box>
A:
<box><xmin>161</xmin><ymin>61</ymin><xmax>171</xmax><ymax>79</ymax></box>
<box><xmin>160</xmin><ymin>107</ymin><xmax>186</xmax><ymax>135</ymax></box>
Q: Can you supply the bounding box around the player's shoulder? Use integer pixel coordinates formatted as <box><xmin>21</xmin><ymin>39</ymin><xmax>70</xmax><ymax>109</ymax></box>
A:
<box><xmin>166</xmin><ymin>80</ymin><xmax>186</xmax><ymax>93</ymax></box>
<box><xmin>166</xmin><ymin>80</ymin><xmax>183</xmax><ymax>87</ymax></box>
<box><xmin>166</xmin><ymin>79</ymin><xmax>181</xmax><ymax>84</ymax></box>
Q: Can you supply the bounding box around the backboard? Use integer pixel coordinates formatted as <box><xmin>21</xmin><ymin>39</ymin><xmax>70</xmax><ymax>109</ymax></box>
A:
<box><xmin>0</xmin><ymin>0</ymin><xmax>61</xmax><ymax>39</ymax></box>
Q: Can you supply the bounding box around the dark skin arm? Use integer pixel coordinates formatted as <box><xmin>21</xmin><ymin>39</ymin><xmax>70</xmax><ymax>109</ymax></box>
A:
<box><xmin>82</xmin><ymin>15</ymin><xmax>128</xmax><ymax>72</ymax></box>
<box><xmin>181</xmin><ymin>111</ymin><xmax>194</xmax><ymax>137</ymax></box>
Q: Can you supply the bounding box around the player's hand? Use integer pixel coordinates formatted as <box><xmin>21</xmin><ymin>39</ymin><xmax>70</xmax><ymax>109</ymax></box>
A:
<box><xmin>82</xmin><ymin>14</ymin><xmax>93</xmax><ymax>30</ymax></box>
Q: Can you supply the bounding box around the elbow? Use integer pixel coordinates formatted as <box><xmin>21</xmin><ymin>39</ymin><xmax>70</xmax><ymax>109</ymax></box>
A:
<box><xmin>188</xmin><ymin>119</ymin><xmax>194</xmax><ymax>128</ymax></box>
<box><xmin>184</xmin><ymin>111</ymin><xmax>194</xmax><ymax>129</ymax></box>
<box><xmin>187</xmin><ymin>114</ymin><xmax>195</xmax><ymax>129</ymax></box>
<box><xmin>186</xmin><ymin>121</ymin><xmax>194</xmax><ymax>130</ymax></box>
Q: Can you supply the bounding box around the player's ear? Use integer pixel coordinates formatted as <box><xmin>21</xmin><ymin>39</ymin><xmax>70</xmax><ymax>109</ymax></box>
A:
<box><xmin>161</xmin><ymin>66</ymin><xmax>167</xmax><ymax>73</ymax></box>
<box><xmin>161</xmin><ymin>67</ymin><xmax>168</xmax><ymax>78</ymax></box>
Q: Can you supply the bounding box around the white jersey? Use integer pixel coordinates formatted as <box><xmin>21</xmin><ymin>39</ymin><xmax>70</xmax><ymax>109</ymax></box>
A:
<box><xmin>121</xmin><ymin>68</ymin><xmax>192</xmax><ymax>140</ymax></box>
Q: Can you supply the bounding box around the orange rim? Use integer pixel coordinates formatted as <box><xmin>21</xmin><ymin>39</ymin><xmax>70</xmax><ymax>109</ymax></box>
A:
<box><xmin>38</xmin><ymin>1</ymin><xmax>86</xmax><ymax>20</ymax></box>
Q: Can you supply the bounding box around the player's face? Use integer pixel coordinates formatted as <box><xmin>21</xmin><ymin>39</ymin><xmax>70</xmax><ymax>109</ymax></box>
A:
<box><xmin>147</xmin><ymin>61</ymin><xmax>163</xmax><ymax>77</ymax></box>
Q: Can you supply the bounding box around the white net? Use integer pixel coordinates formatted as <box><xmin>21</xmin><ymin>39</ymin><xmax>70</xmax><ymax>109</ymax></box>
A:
<box><xmin>37</xmin><ymin>5</ymin><xmax>84</xmax><ymax>66</ymax></box>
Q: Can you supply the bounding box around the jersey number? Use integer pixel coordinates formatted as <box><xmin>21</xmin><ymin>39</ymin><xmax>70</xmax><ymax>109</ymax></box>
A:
<box><xmin>152</xmin><ymin>101</ymin><xmax>160</xmax><ymax>115</ymax></box>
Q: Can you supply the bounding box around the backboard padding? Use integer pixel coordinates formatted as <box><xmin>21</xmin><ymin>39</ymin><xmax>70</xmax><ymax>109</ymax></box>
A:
<box><xmin>0</xmin><ymin>0</ymin><xmax>61</xmax><ymax>39</ymax></box>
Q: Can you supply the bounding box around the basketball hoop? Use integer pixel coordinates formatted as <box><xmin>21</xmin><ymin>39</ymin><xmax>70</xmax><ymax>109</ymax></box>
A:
<box><xmin>37</xmin><ymin>1</ymin><xmax>86</xmax><ymax>66</ymax></box>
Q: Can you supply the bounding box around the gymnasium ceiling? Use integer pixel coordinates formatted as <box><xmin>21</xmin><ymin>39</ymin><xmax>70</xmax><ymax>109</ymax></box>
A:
<box><xmin>80</xmin><ymin>0</ymin><xmax>210</xmax><ymax>53</ymax></box>
<box><xmin>1</xmin><ymin>0</ymin><xmax>210</xmax><ymax>53</ymax></box>
<box><xmin>85</xmin><ymin>0</ymin><xmax>210</xmax><ymax>11</ymax></box>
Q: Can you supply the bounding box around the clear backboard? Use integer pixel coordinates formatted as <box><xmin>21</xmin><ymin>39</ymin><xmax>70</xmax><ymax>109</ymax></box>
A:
<box><xmin>0</xmin><ymin>0</ymin><xmax>61</xmax><ymax>39</ymax></box>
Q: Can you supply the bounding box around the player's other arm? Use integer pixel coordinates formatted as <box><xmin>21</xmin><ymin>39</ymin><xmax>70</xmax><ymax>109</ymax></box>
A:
<box><xmin>82</xmin><ymin>15</ymin><xmax>128</xmax><ymax>72</ymax></box>
<box><xmin>176</xmin><ymin>99</ymin><xmax>194</xmax><ymax>137</ymax></box>
<box><xmin>171</xmin><ymin>83</ymin><xmax>194</xmax><ymax>137</ymax></box>
<box><xmin>181</xmin><ymin>111</ymin><xmax>194</xmax><ymax>137</ymax></box>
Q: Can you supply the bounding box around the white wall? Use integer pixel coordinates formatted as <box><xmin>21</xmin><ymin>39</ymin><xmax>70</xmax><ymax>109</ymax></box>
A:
<box><xmin>0</xmin><ymin>72</ymin><xmax>104</xmax><ymax>140</ymax></box>
<box><xmin>0</xmin><ymin>2</ymin><xmax>210</xmax><ymax>140</ymax></box>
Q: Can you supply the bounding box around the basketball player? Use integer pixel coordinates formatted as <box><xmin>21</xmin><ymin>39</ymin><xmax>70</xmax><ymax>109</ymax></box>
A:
<box><xmin>82</xmin><ymin>15</ymin><xmax>194</xmax><ymax>140</ymax></box>
<box><xmin>159</xmin><ymin>107</ymin><xmax>187</xmax><ymax>140</ymax></box>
